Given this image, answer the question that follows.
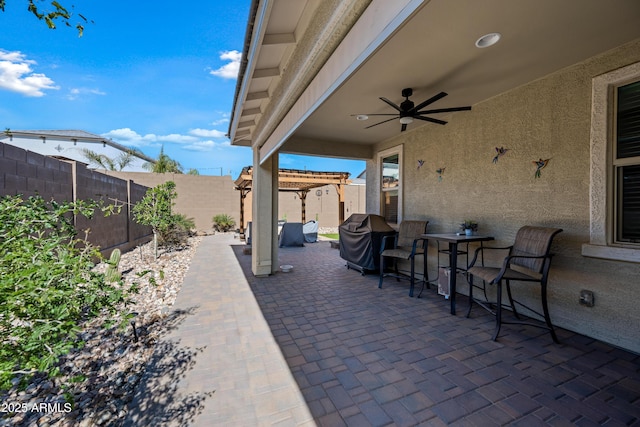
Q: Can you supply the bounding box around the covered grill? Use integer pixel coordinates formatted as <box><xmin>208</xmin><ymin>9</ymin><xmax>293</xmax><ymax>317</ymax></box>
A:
<box><xmin>339</xmin><ymin>214</ymin><xmax>396</xmax><ymax>274</ymax></box>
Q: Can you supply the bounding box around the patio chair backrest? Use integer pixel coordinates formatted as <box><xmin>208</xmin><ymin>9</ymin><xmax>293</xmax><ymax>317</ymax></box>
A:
<box><xmin>397</xmin><ymin>220</ymin><xmax>428</xmax><ymax>248</ymax></box>
<box><xmin>510</xmin><ymin>226</ymin><xmax>563</xmax><ymax>273</ymax></box>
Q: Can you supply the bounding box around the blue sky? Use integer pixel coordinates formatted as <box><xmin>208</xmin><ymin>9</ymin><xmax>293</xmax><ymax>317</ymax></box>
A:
<box><xmin>0</xmin><ymin>1</ymin><xmax>365</xmax><ymax>177</ymax></box>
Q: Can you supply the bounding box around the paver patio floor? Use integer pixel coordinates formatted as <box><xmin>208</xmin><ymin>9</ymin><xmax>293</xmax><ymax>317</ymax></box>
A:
<box><xmin>128</xmin><ymin>234</ymin><xmax>639</xmax><ymax>426</ymax></box>
<box><xmin>236</xmin><ymin>239</ymin><xmax>640</xmax><ymax>426</ymax></box>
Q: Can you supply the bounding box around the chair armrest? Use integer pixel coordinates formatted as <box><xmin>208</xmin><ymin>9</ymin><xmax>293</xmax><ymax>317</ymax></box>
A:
<box><xmin>468</xmin><ymin>245</ymin><xmax>512</xmax><ymax>268</ymax></box>
<box><xmin>410</xmin><ymin>237</ymin><xmax>429</xmax><ymax>255</ymax></box>
<box><xmin>493</xmin><ymin>253</ymin><xmax>553</xmax><ymax>282</ymax></box>
<box><xmin>380</xmin><ymin>233</ymin><xmax>399</xmax><ymax>253</ymax></box>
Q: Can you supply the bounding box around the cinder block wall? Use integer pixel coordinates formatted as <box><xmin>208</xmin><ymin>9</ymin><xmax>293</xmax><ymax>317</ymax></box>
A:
<box><xmin>75</xmin><ymin>165</ymin><xmax>130</xmax><ymax>250</ymax></box>
<box><xmin>1</xmin><ymin>142</ymin><xmax>151</xmax><ymax>253</ymax></box>
<box><xmin>1</xmin><ymin>142</ymin><xmax>73</xmax><ymax>201</ymax></box>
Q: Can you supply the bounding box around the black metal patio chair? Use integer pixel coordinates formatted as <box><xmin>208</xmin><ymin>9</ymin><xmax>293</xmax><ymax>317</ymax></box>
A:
<box><xmin>466</xmin><ymin>225</ymin><xmax>563</xmax><ymax>342</ymax></box>
<box><xmin>378</xmin><ymin>220</ymin><xmax>429</xmax><ymax>297</ymax></box>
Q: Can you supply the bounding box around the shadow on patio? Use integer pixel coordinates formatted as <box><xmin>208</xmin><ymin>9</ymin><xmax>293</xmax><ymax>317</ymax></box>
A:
<box><xmin>233</xmin><ymin>241</ymin><xmax>640</xmax><ymax>426</ymax></box>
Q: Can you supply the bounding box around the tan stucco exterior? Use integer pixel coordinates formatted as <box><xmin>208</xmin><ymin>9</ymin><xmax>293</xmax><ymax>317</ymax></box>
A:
<box><xmin>367</xmin><ymin>39</ymin><xmax>640</xmax><ymax>353</ymax></box>
<box><xmin>103</xmin><ymin>171</ymin><xmax>239</xmax><ymax>232</ymax></box>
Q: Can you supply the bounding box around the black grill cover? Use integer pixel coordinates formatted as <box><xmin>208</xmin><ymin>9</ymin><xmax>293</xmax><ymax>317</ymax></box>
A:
<box><xmin>279</xmin><ymin>222</ymin><xmax>305</xmax><ymax>247</ymax></box>
<box><xmin>339</xmin><ymin>214</ymin><xmax>395</xmax><ymax>272</ymax></box>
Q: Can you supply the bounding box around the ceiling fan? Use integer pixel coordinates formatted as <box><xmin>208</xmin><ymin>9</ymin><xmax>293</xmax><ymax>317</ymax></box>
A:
<box><xmin>354</xmin><ymin>88</ymin><xmax>471</xmax><ymax>132</ymax></box>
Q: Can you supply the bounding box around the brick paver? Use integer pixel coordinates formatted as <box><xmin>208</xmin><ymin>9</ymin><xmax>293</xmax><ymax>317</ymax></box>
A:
<box><xmin>235</xmin><ymin>239</ymin><xmax>640</xmax><ymax>426</ymax></box>
<box><xmin>124</xmin><ymin>234</ymin><xmax>314</xmax><ymax>427</ymax></box>
<box><xmin>127</xmin><ymin>234</ymin><xmax>640</xmax><ymax>426</ymax></box>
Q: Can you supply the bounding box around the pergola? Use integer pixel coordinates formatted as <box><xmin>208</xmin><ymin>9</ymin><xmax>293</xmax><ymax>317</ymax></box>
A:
<box><xmin>234</xmin><ymin>167</ymin><xmax>351</xmax><ymax>235</ymax></box>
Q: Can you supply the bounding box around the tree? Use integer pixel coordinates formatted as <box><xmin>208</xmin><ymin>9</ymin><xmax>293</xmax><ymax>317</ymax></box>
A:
<box><xmin>0</xmin><ymin>1</ymin><xmax>91</xmax><ymax>36</ymax></box>
<box><xmin>143</xmin><ymin>146</ymin><xmax>183</xmax><ymax>174</ymax></box>
<box><xmin>80</xmin><ymin>148</ymin><xmax>135</xmax><ymax>171</ymax></box>
<box><xmin>132</xmin><ymin>181</ymin><xmax>178</xmax><ymax>259</ymax></box>
<box><xmin>187</xmin><ymin>168</ymin><xmax>200</xmax><ymax>175</ymax></box>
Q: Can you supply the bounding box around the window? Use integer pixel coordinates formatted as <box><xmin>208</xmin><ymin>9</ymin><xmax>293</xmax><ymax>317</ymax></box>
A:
<box><xmin>614</xmin><ymin>81</ymin><xmax>640</xmax><ymax>243</ymax></box>
<box><xmin>378</xmin><ymin>146</ymin><xmax>402</xmax><ymax>225</ymax></box>
<box><xmin>584</xmin><ymin>61</ymin><xmax>640</xmax><ymax>262</ymax></box>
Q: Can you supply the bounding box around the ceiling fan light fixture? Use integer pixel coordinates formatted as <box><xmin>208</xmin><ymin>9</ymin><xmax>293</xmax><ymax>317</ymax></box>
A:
<box><xmin>356</xmin><ymin>114</ymin><xmax>369</xmax><ymax>121</ymax></box>
<box><xmin>399</xmin><ymin>116</ymin><xmax>413</xmax><ymax>125</ymax></box>
<box><xmin>475</xmin><ymin>32</ymin><xmax>501</xmax><ymax>48</ymax></box>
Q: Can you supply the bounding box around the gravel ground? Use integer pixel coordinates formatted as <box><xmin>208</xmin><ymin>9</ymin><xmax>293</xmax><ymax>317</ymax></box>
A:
<box><xmin>1</xmin><ymin>236</ymin><xmax>201</xmax><ymax>427</ymax></box>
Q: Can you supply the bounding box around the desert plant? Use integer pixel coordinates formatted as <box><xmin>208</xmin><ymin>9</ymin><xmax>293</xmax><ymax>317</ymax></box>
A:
<box><xmin>0</xmin><ymin>195</ymin><xmax>132</xmax><ymax>392</ymax></box>
<box><xmin>160</xmin><ymin>214</ymin><xmax>195</xmax><ymax>247</ymax></box>
<box><xmin>212</xmin><ymin>214</ymin><xmax>235</xmax><ymax>232</ymax></box>
<box><xmin>105</xmin><ymin>248</ymin><xmax>122</xmax><ymax>283</ymax></box>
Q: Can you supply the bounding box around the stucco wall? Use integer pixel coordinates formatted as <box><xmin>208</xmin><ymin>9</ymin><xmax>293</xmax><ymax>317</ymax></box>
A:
<box><xmin>367</xmin><ymin>39</ymin><xmax>640</xmax><ymax>353</ymax></box>
<box><xmin>250</xmin><ymin>183</ymin><xmax>366</xmax><ymax>228</ymax></box>
<box><xmin>103</xmin><ymin>172</ymin><xmax>239</xmax><ymax>232</ymax></box>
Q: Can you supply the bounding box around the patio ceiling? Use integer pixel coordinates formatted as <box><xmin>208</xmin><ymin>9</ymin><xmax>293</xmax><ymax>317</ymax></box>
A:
<box><xmin>229</xmin><ymin>0</ymin><xmax>640</xmax><ymax>160</ymax></box>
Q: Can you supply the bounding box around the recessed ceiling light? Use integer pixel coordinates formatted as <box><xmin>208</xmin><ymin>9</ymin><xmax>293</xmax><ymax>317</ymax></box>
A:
<box><xmin>475</xmin><ymin>32</ymin><xmax>501</xmax><ymax>48</ymax></box>
<box><xmin>356</xmin><ymin>114</ymin><xmax>369</xmax><ymax>121</ymax></box>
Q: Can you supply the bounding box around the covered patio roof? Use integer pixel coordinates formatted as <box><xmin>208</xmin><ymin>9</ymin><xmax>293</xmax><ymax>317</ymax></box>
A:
<box><xmin>234</xmin><ymin>166</ymin><xmax>351</xmax><ymax>233</ymax></box>
<box><xmin>228</xmin><ymin>0</ymin><xmax>640</xmax><ymax>163</ymax></box>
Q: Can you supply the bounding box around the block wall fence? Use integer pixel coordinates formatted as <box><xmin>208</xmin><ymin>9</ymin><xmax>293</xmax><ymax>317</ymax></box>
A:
<box><xmin>1</xmin><ymin>142</ymin><xmax>152</xmax><ymax>254</ymax></box>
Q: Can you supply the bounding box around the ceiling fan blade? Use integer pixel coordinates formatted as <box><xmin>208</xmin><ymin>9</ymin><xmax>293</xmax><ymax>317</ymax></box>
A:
<box><xmin>411</xmin><ymin>91</ymin><xmax>448</xmax><ymax>113</ymax></box>
<box><xmin>379</xmin><ymin>97</ymin><xmax>401</xmax><ymax>112</ymax></box>
<box><xmin>401</xmin><ymin>123</ymin><xmax>408</xmax><ymax>132</ymax></box>
<box><xmin>417</xmin><ymin>106</ymin><xmax>471</xmax><ymax>114</ymax></box>
<box><xmin>365</xmin><ymin>117</ymin><xmax>397</xmax><ymax>129</ymax></box>
<box><xmin>414</xmin><ymin>115</ymin><xmax>448</xmax><ymax>125</ymax></box>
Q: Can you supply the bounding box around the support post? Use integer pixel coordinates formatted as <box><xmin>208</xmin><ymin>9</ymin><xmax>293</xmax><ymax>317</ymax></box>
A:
<box><xmin>335</xmin><ymin>183</ymin><xmax>346</xmax><ymax>225</ymax></box>
<box><xmin>298</xmin><ymin>190</ymin><xmax>309</xmax><ymax>223</ymax></box>
<box><xmin>237</xmin><ymin>188</ymin><xmax>250</xmax><ymax>236</ymax></box>
<box><xmin>251</xmin><ymin>149</ymin><xmax>277</xmax><ymax>276</ymax></box>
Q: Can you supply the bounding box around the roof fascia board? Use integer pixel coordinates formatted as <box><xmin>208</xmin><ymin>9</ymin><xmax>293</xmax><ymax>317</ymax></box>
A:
<box><xmin>258</xmin><ymin>0</ymin><xmax>426</xmax><ymax>165</ymax></box>
<box><xmin>229</xmin><ymin>0</ymin><xmax>274</xmax><ymax>142</ymax></box>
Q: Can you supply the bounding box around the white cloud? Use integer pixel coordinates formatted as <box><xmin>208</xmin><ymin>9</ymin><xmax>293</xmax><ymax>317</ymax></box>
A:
<box><xmin>103</xmin><ymin>127</ymin><xmax>229</xmax><ymax>152</ymax></box>
<box><xmin>157</xmin><ymin>133</ymin><xmax>199</xmax><ymax>144</ymax></box>
<box><xmin>211</xmin><ymin>113</ymin><xmax>230</xmax><ymax>126</ymax></box>
<box><xmin>102</xmin><ymin>128</ymin><xmax>159</xmax><ymax>147</ymax></box>
<box><xmin>183</xmin><ymin>140</ymin><xmax>216</xmax><ymax>152</ymax></box>
<box><xmin>66</xmin><ymin>87</ymin><xmax>106</xmax><ymax>101</ymax></box>
<box><xmin>210</xmin><ymin>50</ymin><xmax>241</xmax><ymax>79</ymax></box>
<box><xmin>189</xmin><ymin>128</ymin><xmax>226</xmax><ymax>138</ymax></box>
<box><xmin>0</xmin><ymin>49</ymin><xmax>59</xmax><ymax>97</ymax></box>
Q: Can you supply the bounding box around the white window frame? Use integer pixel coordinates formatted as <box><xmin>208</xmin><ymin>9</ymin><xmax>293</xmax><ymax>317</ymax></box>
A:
<box><xmin>377</xmin><ymin>145</ymin><xmax>403</xmax><ymax>225</ymax></box>
<box><xmin>583</xmin><ymin>61</ymin><xmax>640</xmax><ymax>262</ymax></box>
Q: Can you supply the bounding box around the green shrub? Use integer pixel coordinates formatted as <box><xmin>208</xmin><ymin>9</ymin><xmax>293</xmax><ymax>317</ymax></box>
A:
<box><xmin>0</xmin><ymin>195</ymin><xmax>132</xmax><ymax>391</ymax></box>
<box><xmin>212</xmin><ymin>214</ymin><xmax>236</xmax><ymax>232</ymax></box>
<box><xmin>160</xmin><ymin>214</ymin><xmax>195</xmax><ymax>247</ymax></box>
